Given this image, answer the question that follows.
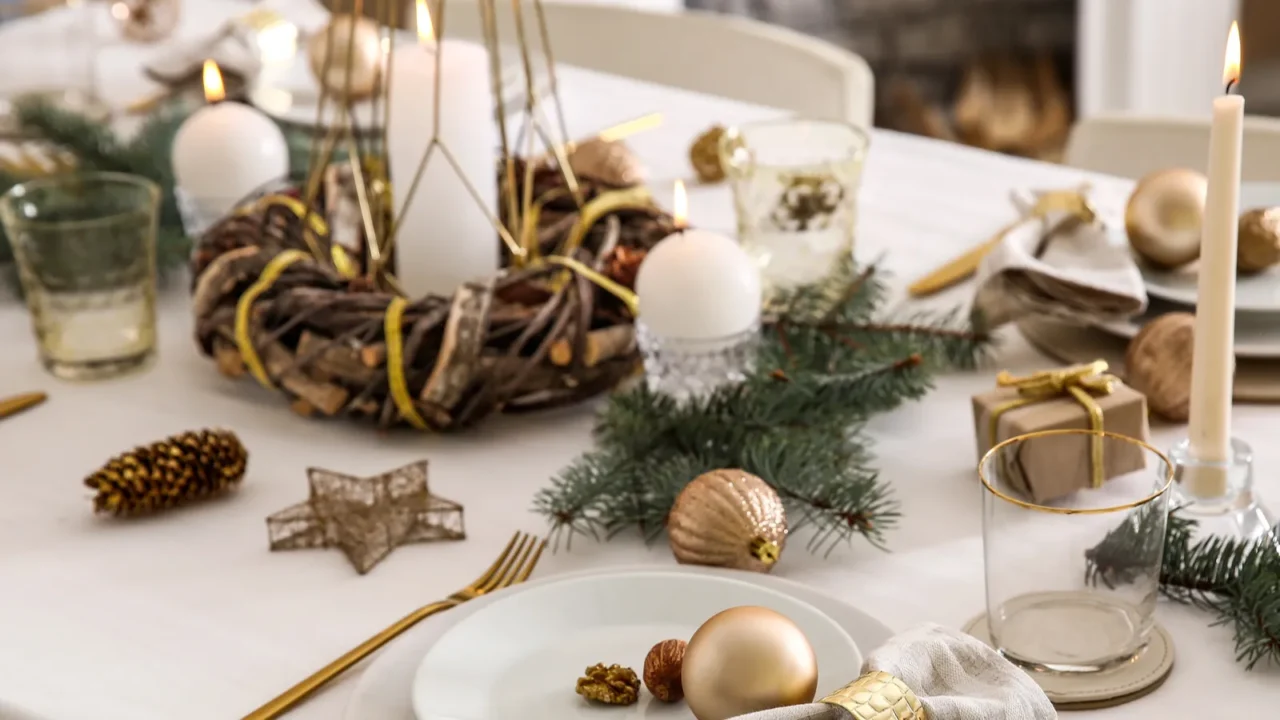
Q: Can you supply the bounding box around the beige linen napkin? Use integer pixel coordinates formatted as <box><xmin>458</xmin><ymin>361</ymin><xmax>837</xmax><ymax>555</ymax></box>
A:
<box><xmin>971</xmin><ymin>190</ymin><xmax>1146</xmax><ymax>330</ymax></box>
<box><xmin>729</xmin><ymin>624</ymin><xmax>1055</xmax><ymax>720</ymax></box>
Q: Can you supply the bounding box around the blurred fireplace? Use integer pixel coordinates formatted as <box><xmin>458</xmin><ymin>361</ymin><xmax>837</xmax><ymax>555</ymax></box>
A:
<box><xmin>688</xmin><ymin>0</ymin><xmax>1078</xmax><ymax>161</ymax></box>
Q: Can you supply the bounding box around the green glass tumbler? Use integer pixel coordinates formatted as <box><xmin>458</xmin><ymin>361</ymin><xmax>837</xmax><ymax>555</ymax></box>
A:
<box><xmin>1</xmin><ymin>172</ymin><xmax>161</xmax><ymax>379</ymax></box>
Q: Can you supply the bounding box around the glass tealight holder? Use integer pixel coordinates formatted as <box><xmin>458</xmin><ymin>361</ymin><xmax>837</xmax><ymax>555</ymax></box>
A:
<box><xmin>636</xmin><ymin>320</ymin><xmax>760</xmax><ymax>402</ymax></box>
<box><xmin>979</xmin><ymin>430</ymin><xmax>1173</xmax><ymax>674</ymax></box>
<box><xmin>719</xmin><ymin>119</ymin><xmax>868</xmax><ymax>304</ymax></box>
<box><xmin>1168</xmin><ymin>437</ymin><xmax>1275</xmax><ymax>542</ymax></box>
<box><xmin>0</xmin><ymin>172</ymin><xmax>160</xmax><ymax>379</ymax></box>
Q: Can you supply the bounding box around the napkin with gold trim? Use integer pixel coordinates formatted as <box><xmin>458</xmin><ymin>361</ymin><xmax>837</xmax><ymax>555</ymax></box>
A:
<box><xmin>971</xmin><ymin>188</ymin><xmax>1146</xmax><ymax>330</ymax></box>
<box><xmin>729</xmin><ymin>624</ymin><xmax>1055</xmax><ymax>720</ymax></box>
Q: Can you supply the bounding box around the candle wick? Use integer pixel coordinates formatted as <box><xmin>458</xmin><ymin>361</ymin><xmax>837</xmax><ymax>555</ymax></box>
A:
<box><xmin>1226</xmin><ymin>78</ymin><xmax>1239</xmax><ymax>95</ymax></box>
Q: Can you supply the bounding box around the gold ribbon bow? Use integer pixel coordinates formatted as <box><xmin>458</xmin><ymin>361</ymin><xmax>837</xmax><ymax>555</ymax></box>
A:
<box><xmin>821</xmin><ymin>670</ymin><xmax>927</xmax><ymax>720</ymax></box>
<box><xmin>990</xmin><ymin>360</ymin><xmax>1117</xmax><ymax>489</ymax></box>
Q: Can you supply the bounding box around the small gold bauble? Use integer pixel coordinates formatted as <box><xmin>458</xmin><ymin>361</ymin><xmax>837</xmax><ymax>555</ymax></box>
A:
<box><xmin>1238</xmin><ymin>207</ymin><xmax>1280</xmax><ymax>273</ymax></box>
<box><xmin>668</xmin><ymin>469</ymin><xmax>787</xmax><ymax>573</ymax></box>
<box><xmin>1125</xmin><ymin>168</ymin><xmax>1208</xmax><ymax>269</ymax></box>
<box><xmin>307</xmin><ymin>14</ymin><xmax>383</xmax><ymax>100</ymax></box>
<box><xmin>690</xmin><ymin>125</ymin><xmax>727</xmax><ymax>183</ymax></box>
<box><xmin>681</xmin><ymin>606</ymin><xmax>818</xmax><ymax>720</ymax></box>
<box><xmin>1125</xmin><ymin>312</ymin><xmax>1195</xmax><ymax>422</ymax></box>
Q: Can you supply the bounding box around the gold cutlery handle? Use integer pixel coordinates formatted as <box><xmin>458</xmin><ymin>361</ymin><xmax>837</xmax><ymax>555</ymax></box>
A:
<box><xmin>0</xmin><ymin>392</ymin><xmax>47</xmax><ymax>420</ymax></box>
<box><xmin>907</xmin><ymin>233</ymin><xmax>1007</xmax><ymax>298</ymax></box>
<box><xmin>242</xmin><ymin>600</ymin><xmax>455</xmax><ymax>720</ymax></box>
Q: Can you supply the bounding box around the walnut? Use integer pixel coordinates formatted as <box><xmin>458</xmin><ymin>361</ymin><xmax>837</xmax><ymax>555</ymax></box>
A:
<box><xmin>1125</xmin><ymin>312</ymin><xmax>1195</xmax><ymax>422</ymax></box>
<box><xmin>1238</xmin><ymin>207</ymin><xmax>1280</xmax><ymax>273</ymax></box>
<box><xmin>643</xmin><ymin>639</ymin><xmax>687</xmax><ymax>702</ymax></box>
<box><xmin>690</xmin><ymin>125</ymin><xmax>726</xmax><ymax>183</ymax></box>
<box><xmin>575</xmin><ymin>663</ymin><xmax>640</xmax><ymax>706</ymax></box>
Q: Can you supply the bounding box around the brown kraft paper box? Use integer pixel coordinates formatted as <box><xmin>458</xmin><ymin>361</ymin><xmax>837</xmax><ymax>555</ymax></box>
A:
<box><xmin>972</xmin><ymin>382</ymin><xmax>1151</xmax><ymax>503</ymax></box>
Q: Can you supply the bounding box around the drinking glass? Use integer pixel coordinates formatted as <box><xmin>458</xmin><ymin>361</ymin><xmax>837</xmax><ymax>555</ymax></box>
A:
<box><xmin>719</xmin><ymin>119</ymin><xmax>868</xmax><ymax>301</ymax></box>
<box><xmin>979</xmin><ymin>429</ymin><xmax>1173</xmax><ymax>674</ymax></box>
<box><xmin>1</xmin><ymin>172</ymin><xmax>160</xmax><ymax>379</ymax></box>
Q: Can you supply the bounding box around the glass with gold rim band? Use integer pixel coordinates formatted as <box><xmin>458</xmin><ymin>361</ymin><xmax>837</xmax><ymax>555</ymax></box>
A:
<box><xmin>978</xmin><ymin>429</ymin><xmax>1173</xmax><ymax>675</ymax></box>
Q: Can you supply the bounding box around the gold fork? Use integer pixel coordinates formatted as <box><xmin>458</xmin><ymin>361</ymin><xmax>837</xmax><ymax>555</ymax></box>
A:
<box><xmin>242</xmin><ymin>532</ymin><xmax>547</xmax><ymax>720</ymax></box>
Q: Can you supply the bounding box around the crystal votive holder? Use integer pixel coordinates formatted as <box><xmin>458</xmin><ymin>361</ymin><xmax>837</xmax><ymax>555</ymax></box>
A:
<box><xmin>1168</xmin><ymin>437</ymin><xmax>1274</xmax><ymax>542</ymax></box>
<box><xmin>636</xmin><ymin>320</ymin><xmax>760</xmax><ymax>402</ymax></box>
<box><xmin>1</xmin><ymin>172</ymin><xmax>161</xmax><ymax>380</ymax></box>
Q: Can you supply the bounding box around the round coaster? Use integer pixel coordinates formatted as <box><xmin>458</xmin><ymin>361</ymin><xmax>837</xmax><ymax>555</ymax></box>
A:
<box><xmin>963</xmin><ymin>611</ymin><xmax>1175</xmax><ymax>710</ymax></box>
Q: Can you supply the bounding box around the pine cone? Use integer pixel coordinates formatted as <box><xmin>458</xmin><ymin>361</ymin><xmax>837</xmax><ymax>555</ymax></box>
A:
<box><xmin>85</xmin><ymin>429</ymin><xmax>249</xmax><ymax>515</ymax></box>
<box><xmin>605</xmin><ymin>246</ymin><xmax>647</xmax><ymax>290</ymax></box>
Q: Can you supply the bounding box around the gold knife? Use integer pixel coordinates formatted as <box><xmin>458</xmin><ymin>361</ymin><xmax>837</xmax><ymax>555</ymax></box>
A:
<box><xmin>0</xmin><ymin>392</ymin><xmax>47</xmax><ymax>420</ymax></box>
<box><xmin>907</xmin><ymin>188</ymin><xmax>1096</xmax><ymax>298</ymax></box>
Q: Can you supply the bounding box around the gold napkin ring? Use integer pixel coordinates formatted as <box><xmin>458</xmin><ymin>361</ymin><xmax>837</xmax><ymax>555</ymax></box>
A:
<box><xmin>820</xmin><ymin>670</ymin><xmax>928</xmax><ymax>720</ymax></box>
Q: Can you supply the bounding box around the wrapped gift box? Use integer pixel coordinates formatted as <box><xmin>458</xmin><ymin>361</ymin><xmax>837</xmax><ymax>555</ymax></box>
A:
<box><xmin>972</xmin><ymin>365</ymin><xmax>1151</xmax><ymax>503</ymax></box>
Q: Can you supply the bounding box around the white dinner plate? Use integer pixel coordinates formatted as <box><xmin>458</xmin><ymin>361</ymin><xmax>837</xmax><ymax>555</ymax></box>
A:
<box><xmin>1136</xmin><ymin>182</ymin><xmax>1280</xmax><ymax>312</ymax></box>
<box><xmin>1094</xmin><ymin>297</ymin><xmax>1280</xmax><ymax>358</ymax></box>
<box><xmin>409</xmin><ymin>570</ymin><xmax>862</xmax><ymax>720</ymax></box>
<box><xmin>343</xmin><ymin>566</ymin><xmax>892</xmax><ymax>720</ymax></box>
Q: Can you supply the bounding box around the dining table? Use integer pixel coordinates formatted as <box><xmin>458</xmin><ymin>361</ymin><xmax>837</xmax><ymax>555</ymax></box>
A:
<box><xmin>1</xmin><ymin>2</ymin><xmax>1277</xmax><ymax>719</ymax></box>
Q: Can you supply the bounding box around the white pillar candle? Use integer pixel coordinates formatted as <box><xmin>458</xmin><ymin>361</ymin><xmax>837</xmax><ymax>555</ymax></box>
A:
<box><xmin>636</xmin><ymin>181</ymin><xmax>762</xmax><ymax>339</ymax></box>
<box><xmin>387</xmin><ymin>1</ymin><xmax>497</xmax><ymax>298</ymax></box>
<box><xmin>171</xmin><ymin>61</ymin><xmax>289</xmax><ymax>224</ymax></box>
<box><xmin>1187</xmin><ymin>22</ymin><xmax>1244</xmax><ymax>497</ymax></box>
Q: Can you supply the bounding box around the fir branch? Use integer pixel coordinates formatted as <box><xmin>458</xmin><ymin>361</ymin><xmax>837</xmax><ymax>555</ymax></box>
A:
<box><xmin>535</xmin><ymin>262</ymin><xmax>993</xmax><ymax>554</ymax></box>
<box><xmin>1087</xmin><ymin>511</ymin><xmax>1280</xmax><ymax>669</ymax></box>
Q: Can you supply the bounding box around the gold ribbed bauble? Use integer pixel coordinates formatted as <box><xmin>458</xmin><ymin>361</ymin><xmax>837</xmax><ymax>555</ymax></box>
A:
<box><xmin>1125</xmin><ymin>168</ymin><xmax>1208</xmax><ymax>269</ymax></box>
<box><xmin>667</xmin><ymin>469</ymin><xmax>787</xmax><ymax>573</ymax></box>
<box><xmin>681</xmin><ymin>606</ymin><xmax>818</xmax><ymax>720</ymax></box>
<box><xmin>307</xmin><ymin>14</ymin><xmax>383</xmax><ymax>100</ymax></box>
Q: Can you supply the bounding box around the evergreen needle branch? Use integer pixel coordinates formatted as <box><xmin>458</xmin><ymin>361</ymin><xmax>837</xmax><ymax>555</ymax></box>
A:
<box><xmin>535</xmin><ymin>262</ymin><xmax>993</xmax><ymax>555</ymax></box>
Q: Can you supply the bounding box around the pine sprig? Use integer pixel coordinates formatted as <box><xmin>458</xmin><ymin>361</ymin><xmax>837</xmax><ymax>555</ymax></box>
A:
<box><xmin>534</xmin><ymin>262</ymin><xmax>994</xmax><ymax>552</ymax></box>
<box><xmin>1087</xmin><ymin>511</ymin><xmax>1280</xmax><ymax>669</ymax></box>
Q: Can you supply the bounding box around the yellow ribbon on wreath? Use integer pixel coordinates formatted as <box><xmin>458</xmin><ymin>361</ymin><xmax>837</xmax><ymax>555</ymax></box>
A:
<box><xmin>989</xmin><ymin>360</ymin><xmax>1117</xmax><ymax>488</ymax></box>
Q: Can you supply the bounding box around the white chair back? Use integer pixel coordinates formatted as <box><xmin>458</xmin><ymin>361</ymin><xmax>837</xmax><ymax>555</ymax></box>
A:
<box><xmin>438</xmin><ymin>1</ymin><xmax>874</xmax><ymax>126</ymax></box>
<box><xmin>1064</xmin><ymin>113</ymin><xmax>1280</xmax><ymax>181</ymax></box>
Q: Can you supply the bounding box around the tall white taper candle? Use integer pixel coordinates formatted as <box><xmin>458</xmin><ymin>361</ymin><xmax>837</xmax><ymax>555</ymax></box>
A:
<box><xmin>1186</xmin><ymin>22</ymin><xmax>1244</xmax><ymax>497</ymax></box>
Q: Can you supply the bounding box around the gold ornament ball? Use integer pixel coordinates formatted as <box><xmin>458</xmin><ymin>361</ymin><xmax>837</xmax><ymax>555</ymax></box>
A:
<box><xmin>668</xmin><ymin>469</ymin><xmax>787</xmax><ymax>574</ymax></box>
<box><xmin>308</xmin><ymin>15</ymin><xmax>383</xmax><ymax>100</ymax></box>
<box><xmin>1125</xmin><ymin>312</ymin><xmax>1195</xmax><ymax>422</ymax></box>
<box><xmin>681</xmin><ymin>606</ymin><xmax>818</xmax><ymax>720</ymax></box>
<box><xmin>1238</xmin><ymin>207</ymin><xmax>1280</xmax><ymax>273</ymax></box>
<box><xmin>1125</xmin><ymin>168</ymin><xmax>1208</xmax><ymax>269</ymax></box>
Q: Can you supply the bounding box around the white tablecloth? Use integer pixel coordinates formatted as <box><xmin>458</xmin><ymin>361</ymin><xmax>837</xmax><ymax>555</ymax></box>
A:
<box><xmin>1</xmin><ymin>3</ymin><xmax>1277</xmax><ymax>719</ymax></box>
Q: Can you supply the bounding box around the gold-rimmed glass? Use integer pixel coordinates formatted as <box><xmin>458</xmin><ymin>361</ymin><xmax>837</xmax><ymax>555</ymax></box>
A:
<box><xmin>1</xmin><ymin>172</ymin><xmax>160</xmax><ymax>380</ymax></box>
<box><xmin>979</xmin><ymin>429</ymin><xmax>1173</xmax><ymax>674</ymax></box>
<box><xmin>719</xmin><ymin>119</ymin><xmax>868</xmax><ymax>303</ymax></box>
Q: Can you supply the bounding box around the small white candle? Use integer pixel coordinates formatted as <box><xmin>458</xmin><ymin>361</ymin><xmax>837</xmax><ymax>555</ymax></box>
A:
<box><xmin>387</xmin><ymin>0</ymin><xmax>497</xmax><ymax>298</ymax></box>
<box><xmin>171</xmin><ymin>61</ymin><xmax>289</xmax><ymax>223</ymax></box>
<box><xmin>1187</xmin><ymin>22</ymin><xmax>1244</xmax><ymax>497</ymax></box>
<box><xmin>636</xmin><ymin>181</ymin><xmax>762</xmax><ymax>339</ymax></box>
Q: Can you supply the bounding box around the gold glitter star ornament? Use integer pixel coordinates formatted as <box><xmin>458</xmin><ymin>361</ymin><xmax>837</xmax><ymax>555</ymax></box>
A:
<box><xmin>267</xmin><ymin>460</ymin><xmax>464</xmax><ymax>574</ymax></box>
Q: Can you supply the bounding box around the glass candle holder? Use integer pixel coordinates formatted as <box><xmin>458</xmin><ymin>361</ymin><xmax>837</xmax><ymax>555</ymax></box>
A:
<box><xmin>719</xmin><ymin>119</ymin><xmax>868</xmax><ymax>303</ymax></box>
<box><xmin>979</xmin><ymin>429</ymin><xmax>1173</xmax><ymax>674</ymax></box>
<box><xmin>1</xmin><ymin>172</ymin><xmax>160</xmax><ymax>379</ymax></box>
<box><xmin>636</xmin><ymin>320</ymin><xmax>759</xmax><ymax>402</ymax></box>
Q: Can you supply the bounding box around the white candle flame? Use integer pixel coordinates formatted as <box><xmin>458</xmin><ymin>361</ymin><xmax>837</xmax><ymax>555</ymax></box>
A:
<box><xmin>202</xmin><ymin>60</ymin><xmax>226</xmax><ymax>103</ymax></box>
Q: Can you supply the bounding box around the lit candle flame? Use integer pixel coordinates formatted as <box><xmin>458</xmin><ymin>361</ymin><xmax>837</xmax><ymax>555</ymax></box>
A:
<box><xmin>673</xmin><ymin>180</ymin><xmax>688</xmax><ymax>228</ymax></box>
<box><xmin>416</xmin><ymin>0</ymin><xmax>435</xmax><ymax>44</ymax></box>
<box><xmin>202</xmin><ymin>59</ymin><xmax>226</xmax><ymax>104</ymax></box>
<box><xmin>1225</xmin><ymin>21</ymin><xmax>1242</xmax><ymax>88</ymax></box>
